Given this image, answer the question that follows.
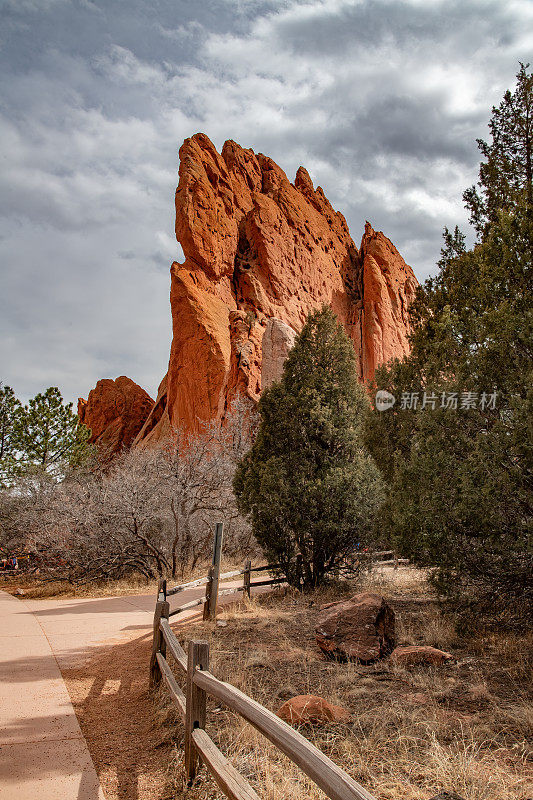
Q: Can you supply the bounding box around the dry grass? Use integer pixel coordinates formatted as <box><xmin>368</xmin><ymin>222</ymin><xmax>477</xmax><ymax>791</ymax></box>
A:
<box><xmin>60</xmin><ymin>566</ymin><xmax>532</xmax><ymax>800</ymax></box>
<box><xmin>159</xmin><ymin>567</ymin><xmax>533</xmax><ymax>800</ymax></box>
<box><xmin>0</xmin><ymin>558</ymin><xmax>245</xmax><ymax>599</ymax></box>
<box><xmin>0</xmin><ymin>572</ymin><xmax>158</xmax><ymax>599</ymax></box>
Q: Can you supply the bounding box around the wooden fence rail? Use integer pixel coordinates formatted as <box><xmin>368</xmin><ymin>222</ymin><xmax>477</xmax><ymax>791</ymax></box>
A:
<box><xmin>149</xmin><ymin>523</ymin><xmax>409</xmax><ymax>799</ymax></box>
<box><xmin>151</xmin><ymin>602</ymin><xmax>378</xmax><ymax>800</ymax></box>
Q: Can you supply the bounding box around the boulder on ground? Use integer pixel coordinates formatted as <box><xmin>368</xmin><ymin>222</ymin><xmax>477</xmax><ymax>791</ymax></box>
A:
<box><xmin>428</xmin><ymin>793</ymin><xmax>465</xmax><ymax>800</ymax></box>
<box><xmin>315</xmin><ymin>592</ymin><xmax>395</xmax><ymax>663</ymax></box>
<box><xmin>390</xmin><ymin>645</ymin><xmax>453</xmax><ymax>667</ymax></box>
<box><xmin>277</xmin><ymin>694</ymin><xmax>351</xmax><ymax>726</ymax></box>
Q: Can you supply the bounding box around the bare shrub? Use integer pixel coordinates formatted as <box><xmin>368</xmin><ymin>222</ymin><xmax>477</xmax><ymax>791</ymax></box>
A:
<box><xmin>157</xmin><ymin>396</ymin><xmax>259</xmax><ymax>577</ymax></box>
<box><xmin>0</xmin><ymin>397</ymin><xmax>259</xmax><ymax>585</ymax></box>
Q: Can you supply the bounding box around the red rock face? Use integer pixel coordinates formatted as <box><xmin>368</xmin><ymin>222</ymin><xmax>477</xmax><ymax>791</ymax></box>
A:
<box><xmin>136</xmin><ymin>133</ymin><xmax>418</xmax><ymax>439</ymax></box>
<box><xmin>78</xmin><ymin>376</ymin><xmax>154</xmax><ymax>455</ymax></box>
<box><xmin>358</xmin><ymin>221</ymin><xmax>417</xmax><ymax>381</ymax></box>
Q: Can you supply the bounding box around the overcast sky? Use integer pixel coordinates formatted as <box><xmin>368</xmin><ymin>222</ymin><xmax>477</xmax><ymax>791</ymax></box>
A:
<box><xmin>1</xmin><ymin>0</ymin><xmax>531</xmax><ymax>405</ymax></box>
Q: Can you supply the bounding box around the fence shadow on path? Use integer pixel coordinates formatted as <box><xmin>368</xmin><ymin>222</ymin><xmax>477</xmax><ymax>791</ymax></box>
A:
<box><xmin>61</xmin><ymin>629</ymin><xmax>174</xmax><ymax>800</ymax></box>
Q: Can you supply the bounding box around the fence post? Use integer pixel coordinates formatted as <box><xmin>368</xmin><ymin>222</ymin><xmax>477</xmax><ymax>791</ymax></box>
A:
<box><xmin>203</xmin><ymin>522</ymin><xmax>224</xmax><ymax>620</ymax></box>
<box><xmin>184</xmin><ymin>639</ymin><xmax>209</xmax><ymax>784</ymax></box>
<box><xmin>203</xmin><ymin>565</ymin><xmax>215</xmax><ymax>621</ymax></box>
<box><xmin>393</xmin><ymin>551</ymin><xmax>399</xmax><ymax>571</ymax></box>
<box><xmin>243</xmin><ymin>559</ymin><xmax>251</xmax><ymax>599</ymax></box>
<box><xmin>157</xmin><ymin>577</ymin><xmax>167</xmax><ymax>601</ymax></box>
<box><xmin>296</xmin><ymin>554</ymin><xmax>304</xmax><ymax>591</ymax></box>
<box><xmin>149</xmin><ymin>597</ymin><xmax>170</xmax><ymax>687</ymax></box>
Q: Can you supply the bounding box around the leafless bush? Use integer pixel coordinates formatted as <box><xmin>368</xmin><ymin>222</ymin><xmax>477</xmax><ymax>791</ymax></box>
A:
<box><xmin>0</xmin><ymin>397</ymin><xmax>259</xmax><ymax>584</ymax></box>
<box><xmin>157</xmin><ymin>397</ymin><xmax>258</xmax><ymax>577</ymax></box>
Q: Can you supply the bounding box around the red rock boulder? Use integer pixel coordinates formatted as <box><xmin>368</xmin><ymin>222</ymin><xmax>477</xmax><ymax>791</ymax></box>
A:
<box><xmin>315</xmin><ymin>592</ymin><xmax>395</xmax><ymax>663</ymax></box>
<box><xmin>390</xmin><ymin>646</ymin><xmax>453</xmax><ymax>667</ymax></box>
<box><xmin>428</xmin><ymin>793</ymin><xmax>465</xmax><ymax>800</ymax></box>
<box><xmin>277</xmin><ymin>694</ymin><xmax>351</xmax><ymax>726</ymax></box>
<box><xmin>78</xmin><ymin>376</ymin><xmax>154</xmax><ymax>456</ymax></box>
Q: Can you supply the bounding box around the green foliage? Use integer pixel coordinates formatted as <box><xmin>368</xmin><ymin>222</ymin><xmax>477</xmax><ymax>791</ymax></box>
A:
<box><xmin>0</xmin><ymin>384</ymin><xmax>24</xmax><ymax>488</ymax></box>
<box><xmin>0</xmin><ymin>385</ymin><xmax>94</xmax><ymax>482</ymax></box>
<box><xmin>234</xmin><ymin>307</ymin><xmax>384</xmax><ymax>588</ymax></box>
<box><xmin>464</xmin><ymin>62</ymin><xmax>533</xmax><ymax>237</ymax></box>
<box><xmin>15</xmin><ymin>387</ymin><xmax>93</xmax><ymax>477</ymax></box>
<box><xmin>365</xmin><ymin>69</ymin><xmax>533</xmax><ymax>626</ymax></box>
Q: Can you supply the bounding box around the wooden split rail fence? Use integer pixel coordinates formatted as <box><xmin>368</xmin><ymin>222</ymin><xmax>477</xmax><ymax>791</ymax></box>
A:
<box><xmin>371</xmin><ymin>550</ymin><xmax>409</xmax><ymax>569</ymax></box>
<box><xmin>149</xmin><ymin>522</ymin><xmax>378</xmax><ymax>800</ymax></box>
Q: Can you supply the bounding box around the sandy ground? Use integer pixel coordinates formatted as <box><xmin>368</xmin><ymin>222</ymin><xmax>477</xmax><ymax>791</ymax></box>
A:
<box><xmin>62</xmin><ymin>628</ymin><xmax>172</xmax><ymax>800</ymax></box>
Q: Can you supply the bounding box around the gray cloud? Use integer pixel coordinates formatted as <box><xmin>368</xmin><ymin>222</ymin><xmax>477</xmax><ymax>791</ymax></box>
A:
<box><xmin>0</xmin><ymin>0</ymin><xmax>531</xmax><ymax>404</ymax></box>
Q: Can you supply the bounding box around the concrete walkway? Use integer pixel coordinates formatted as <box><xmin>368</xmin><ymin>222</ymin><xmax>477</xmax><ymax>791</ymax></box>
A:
<box><xmin>0</xmin><ymin>578</ymin><xmax>265</xmax><ymax>799</ymax></box>
<box><xmin>0</xmin><ymin>590</ymin><xmax>106</xmax><ymax>800</ymax></box>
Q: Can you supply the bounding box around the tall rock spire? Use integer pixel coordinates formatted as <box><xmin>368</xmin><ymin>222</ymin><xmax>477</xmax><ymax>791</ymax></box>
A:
<box><xmin>136</xmin><ymin>133</ymin><xmax>418</xmax><ymax>440</ymax></box>
<box><xmin>83</xmin><ymin>134</ymin><xmax>419</xmax><ymax>446</ymax></box>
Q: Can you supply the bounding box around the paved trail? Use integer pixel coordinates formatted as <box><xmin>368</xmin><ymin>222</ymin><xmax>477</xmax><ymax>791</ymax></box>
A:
<box><xmin>0</xmin><ymin>590</ymin><xmax>108</xmax><ymax>800</ymax></box>
<box><xmin>0</xmin><ymin>580</ymin><xmax>258</xmax><ymax>799</ymax></box>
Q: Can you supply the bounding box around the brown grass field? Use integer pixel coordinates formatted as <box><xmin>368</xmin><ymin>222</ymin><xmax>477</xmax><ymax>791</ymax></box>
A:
<box><xmin>58</xmin><ymin>566</ymin><xmax>533</xmax><ymax>800</ymax></box>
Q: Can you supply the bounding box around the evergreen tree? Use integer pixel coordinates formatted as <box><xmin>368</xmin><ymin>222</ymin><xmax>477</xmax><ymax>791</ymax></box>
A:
<box><xmin>0</xmin><ymin>384</ymin><xmax>22</xmax><ymax>487</ymax></box>
<box><xmin>16</xmin><ymin>387</ymin><xmax>92</xmax><ymax>478</ymax></box>
<box><xmin>234</xmin><ymin>307</ymin><xmax>384</xmax><ymax>588</ymax></box>
<box><xmin>464</xmin><ymin>62</ymin><xmax>533</xmax><ymax>237</ymax></box>
<box><xmin>365</xmin><ymin>68</ymin><xmax>533</xmax><ymax>626</ymax></box>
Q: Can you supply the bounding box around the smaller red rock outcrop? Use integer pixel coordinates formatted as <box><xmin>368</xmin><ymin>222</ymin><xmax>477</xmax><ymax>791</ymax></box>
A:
<box><xmin>277</xmin><ymin>695</ymin><xmax>351</xmax><ymax>726</ymax></box>
<box><xmin>78</xmin><ymin>376</ymin><xmax>154</xmax><ymax>456</ymax></box>
<box><xmin>390</xmin><ymin>645</ymin><xmax>453</xmax><ymax>667</ymax></box>
<box><xmin>315</xmin><ymin>592</ymin><xmax>395</xmax><ymax>663</ymax></box>
<box><xmin>132</xmin><ymin>375</ymin><xmax>171</xmax><ymax>449</ymax></box>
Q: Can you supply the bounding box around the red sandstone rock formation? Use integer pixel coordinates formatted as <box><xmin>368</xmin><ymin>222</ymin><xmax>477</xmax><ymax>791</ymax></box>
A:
<box><xmin>135</xmin><ymin>133</ymin><xmax>418</xmax><ymax>440</ymax></box>
<box><xmin>358</xmin><ymin>221</ymin><xmax>417</xmax><ymax>381</ymax></box>
<box><xmin>78</xmin><ymin>376</ymin><xmax>154</xmax><ymax>455</ymax></box>
<box><xmin>261</xmin><ymin>318</ymin><xmax>298</xmax><ymax>391</ymax></box>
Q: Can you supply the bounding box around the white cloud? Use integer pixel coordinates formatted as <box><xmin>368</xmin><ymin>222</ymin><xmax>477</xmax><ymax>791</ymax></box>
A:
<box><xmin>0</xmin><ymin>0</ymin><xmax>528</xmax><ymax>402</ymax></box>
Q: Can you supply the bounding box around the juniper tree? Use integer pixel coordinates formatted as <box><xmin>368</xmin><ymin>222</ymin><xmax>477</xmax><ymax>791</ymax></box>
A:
<box><xmin>234</xmin><ymin>307</ymin><xmax>384</xmax><ymax>589</ymax></box>
<box><xmin>464</xmin><ymin>62</ymin><xmax>533</xmax><ymax>237</ymax></box>
<box><xmin>365</xmin><ymin>68</ymin><xmax>533</xmax><ymax>626</ymax></box>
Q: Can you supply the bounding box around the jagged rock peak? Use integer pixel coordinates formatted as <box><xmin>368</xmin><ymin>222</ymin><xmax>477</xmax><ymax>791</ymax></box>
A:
<box><xmin>83</xmin><ymin>134</ymin><xmax>418</xmax><ymax>445</ymax></box>
<box><xmin>137</xmin><ymin>133</ymin><xmax>418</xmax><ymax>438</ymax></box>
